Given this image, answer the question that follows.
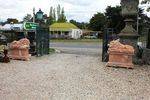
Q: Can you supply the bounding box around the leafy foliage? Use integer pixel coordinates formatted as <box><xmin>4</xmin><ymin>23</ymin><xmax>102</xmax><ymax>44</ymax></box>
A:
<box><xmin>141</xmin><ymin>0</ymin><xmax>150</xmax><ymax>12</ymax></box>
<box><xmin>69</xmin><ymin>20</ymin><xmax>88</xmax><ymax>29</ymax></box>
<box><xmin>141</xmin><ymin>0</ymin><xmax>150</xmax><ymax>4</ymax></box>
<box><xmin>105</xmin><ymin>6</ymin><xmax>125</xmax><ymax>33</ymax></box>
<box><xmin>49</xmin><ymin>5</ymin><xmax>67</xmax><ymax>24</ymax></box>
<box><xmin>57</xmin><ymin>5</ymin><xmax>67</xmax><ymax>22</ymax></box>
<box><xmin>88</xmin><ymin>12</ymin><xmax>106</xmax><ymax>31</ymax></box>
<box><xmin>6</xmin><ymin>18</ymin><xmax>19</xmax><ymax>24</ymax></box>
<box><xmin>23</xmin><ymin>14</ymin><xmax>32</xmax><ymax>22</ymax></box>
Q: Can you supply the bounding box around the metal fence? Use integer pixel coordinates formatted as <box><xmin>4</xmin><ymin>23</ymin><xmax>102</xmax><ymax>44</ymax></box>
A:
<box><xmin>102</xmin><ymin>28</ymin><xmax>118</xmax><ymax>62</ymax></box>
<box><xmin>138</xmin><ymin>28</ymin><xmax>149</xmax><ymax>48</ymax></box>
<box><xmin>36</xmin><ymin>27</ymin><xmax>49</xmax><ymax>56</ymax></box>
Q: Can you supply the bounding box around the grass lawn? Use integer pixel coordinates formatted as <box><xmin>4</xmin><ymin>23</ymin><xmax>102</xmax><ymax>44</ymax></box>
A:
<box><xmin>49</xmin><ymin>48</ymin><xmax>55</xmax><ymax>54</ymax></box>
<box><xmin>50</xmin><ymin>39</ymin><xmax>102</xmax><ymax>43</ymax></box>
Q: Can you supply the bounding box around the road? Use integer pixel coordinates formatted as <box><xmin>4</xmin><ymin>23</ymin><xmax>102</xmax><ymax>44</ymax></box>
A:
<box><xmin>50</xmin><ymin>42</ymin><xmax>102</xmax><ymax>56</ymax></box>
<box><xmin>50</xmin><ymin>42</ymin><xmax>102</xmax><ymax>49</ymax></box>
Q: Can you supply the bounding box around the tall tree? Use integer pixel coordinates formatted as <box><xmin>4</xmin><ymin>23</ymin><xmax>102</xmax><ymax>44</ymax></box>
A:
<box><xmin>105</xmin><ymin>6</ymin><xmax>125</xmax><ymax>33</ymax></box>
<box><xmin>88</xmin><ymin>12</ymin><xmax>106</xmax><ymax>31</ymax></box>
<box><xmin>49</xmin><ymin>7</ymin><xmax>53</xmax><ymax>17</ymax></box>
<box><xmin>47</xmin><ymin>7</ymin><xmax>56</xmax><ymax>25</ymax></box>
<box><xmin>57</xmin><ymin>5</ymin><xmax>67</xmax><ymax>22</ymax></box>
<box><xmin>6</xmin><ymin>18</ymin><xmax>19</xmax><ymax>24</ymax></box>
<box><xmin>70</xmin><ymin>20</ymin><xmax>88</xmax><ymax>29</ymax></box>
<box><xmin>53</xmin><ymin>8</ymin><xmax>56</xmax><ymax>22</ymax></box>
<box><xmin>58</xmin><ymin>7</ymin><xmax>67</xmax><ymax>22</ymax></box>
<box><xmin>49</xmin><ymin>5</ymin><xmax>67</xmax><ymax>23</ymax></box>
<box><xmin>141</xmin><ymin>0</ymin><xmax>150</xmax><ymax>11</ymax></box>
<box><xmin>57</xmin><ymin>4</ymin><xmax>61</xmax><ymax>21</ymax></box>
<box><xmin>23</xmin><ymin>14</ymin><xmax>32</xmax><ymax>22</ymax></box>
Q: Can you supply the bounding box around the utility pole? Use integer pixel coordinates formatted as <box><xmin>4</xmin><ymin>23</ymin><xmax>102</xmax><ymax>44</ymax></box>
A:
<box><xmin>33</xmin><ymin>7</ymin><xmax>35</xmax><ymax>23</ymax></box>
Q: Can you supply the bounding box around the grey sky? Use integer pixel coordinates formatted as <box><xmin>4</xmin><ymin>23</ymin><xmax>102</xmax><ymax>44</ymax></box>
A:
<box><xmin>0</xmin><ymin>0</ymin><xmax>149</xmax><ymax>22</ymax></box>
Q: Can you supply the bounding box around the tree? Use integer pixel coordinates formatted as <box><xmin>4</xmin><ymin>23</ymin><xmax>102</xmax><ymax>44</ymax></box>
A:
<box><xmin>47</xmin><ymin>17</ymin><xmax>55</xmax><ymax>25</ymax></box>
<box><xmin>58</xmin><ymin>7</ymin><xmax>67</xmax><ymax>22</ymax></box>
<box><xmin>23</xmin><ymin>14</ymin><xmax>32</xmax><ymax>22</ymax></box>
<box><xmin>49</xmin><ymin>7</ymin><xmax>53</xmax><ymax>18</ymax></box>
<box><xmin>141</xmin><ymin>0</ymin><xmax>150</xmax><ymax>12</ymax></box>
<box><xmin>70</xmin><ymin>20</ymin><xmax>88</xmax><ymax>29</ymax></box>
<box><xmin>53</xmin><ymin>8</ymin><xmax>56</xmax><ymax>21</ymax></box>
<box><xmin>105</xmin><ymin>6</ymin><xmax>125</xmax><ymax>33</ymax></box>
<box><xmin>49</xmin><ymin>5</ymin><xmax>67</xmax><ymax>23</ymax></box>
<box><xmin>88</xmin><ymin>12</ymin><xmax>106</xmax><ymax>31</ymax></box>
<box><xmin>6</xmin><ymin>18</ymin><xmax>19</xmax><ymax>24</ymax></box>
<box><xmin>57</xmin><ymin>5</ymin><xmax>67</xmax><ymax>22</ymax></box>
<box><xmin>57</xmin><ymin>4</ymin><xmax>61</xmax><ymax>22</ymax></box>
<box><xmin>47</xmin><ymin>7</ymin><xmax>56</xmax><ymax>25</ymax></box>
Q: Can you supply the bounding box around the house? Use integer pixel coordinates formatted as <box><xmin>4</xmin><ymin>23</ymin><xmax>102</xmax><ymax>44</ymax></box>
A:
<box><xmin>82</xmin><ymin>29</ymin><xmax>103</xmax><ymax>39</ymax></box>
<box><xmin>49</xmin><ymin>22</ymin><xmax>82</xmax><ymax>39</ymax></box>
<box><xmin>2</xmin><ymin>23</ymin><xmax>24</xmax><ymax>31</ymax></box>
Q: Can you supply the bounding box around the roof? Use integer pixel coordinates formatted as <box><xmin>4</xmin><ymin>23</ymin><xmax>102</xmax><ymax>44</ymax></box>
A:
<box><xmin>50</xmin><ymin>22</ymin><xmax>79</xmax><ymax>31</ymax></box>
<box><xmin>2</xmin><ymin>24</ymin><xmax>24</xmax><ymax>30</ymax></box>
<box><xmin>1</xmin><ymin>22</ymin><xmax>37</xmax><ymax>31</ymax></box>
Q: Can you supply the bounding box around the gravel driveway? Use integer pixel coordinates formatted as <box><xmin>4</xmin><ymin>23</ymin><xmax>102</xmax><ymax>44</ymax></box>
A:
<box><xmin>0</xmin><ymin>51</ymin><xmax>150</xmax><ymax>100</ymax></box>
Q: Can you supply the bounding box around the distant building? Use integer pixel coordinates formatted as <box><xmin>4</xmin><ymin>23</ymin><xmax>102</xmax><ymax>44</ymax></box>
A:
<box><xmin>0</xmin><ymin>22</ymin><xmax>38</xmax><ymax>55</ymax></box>
<box><xmin>2</xmin><ymin>24</ymin><xmax>24</xmax><ymax>31</ymax></box>
<box><xmin>49</xmin><ymin>22</ymin><xmax>82</xmax><ymax>39</ymax></box>
<box><xmin>82</xmin><ymin>29</ymin><xmax>103</xmax><ymax>39</ymax></box>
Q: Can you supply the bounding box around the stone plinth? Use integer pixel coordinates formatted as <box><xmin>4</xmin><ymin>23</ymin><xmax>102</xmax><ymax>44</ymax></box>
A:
<box><xmin>142</xmin><ymin>48</ymin><xmax>150</xmax><ymax>65</ymax></box>
<box><xmin>106</xmin><ymin>40</ymin><xmax>134</xmax><ymax>68</ymax></box>
<box><xmin>118</xmin><ymin>0</ymin><xmax>139</xmax><ymax>64</ymax></box>
<box><xmin>9</xmin><ymin>38</ymin><xmax>31</xmax><ymax>61</ymax></box>
<box><xmin>9</xmin><ymin>48</ymin><xmax>31</xmax><ymax>61</ymax></box>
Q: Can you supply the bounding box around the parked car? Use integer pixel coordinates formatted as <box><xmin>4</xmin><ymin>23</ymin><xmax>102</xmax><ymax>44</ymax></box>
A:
<box><xmin>84</xmin><ymin>35</ymin><xmax>97</xmax><ymax>39</ymax></box>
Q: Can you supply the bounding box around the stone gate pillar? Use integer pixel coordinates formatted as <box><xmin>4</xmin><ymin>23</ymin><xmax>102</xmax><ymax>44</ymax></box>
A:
<box><xmin>118</xmin><ymin>0</ymin><xmax>139</xmax><ymax>63</ymax></box>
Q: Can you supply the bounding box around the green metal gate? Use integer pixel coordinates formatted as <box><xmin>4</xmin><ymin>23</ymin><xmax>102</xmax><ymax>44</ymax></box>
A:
<box><xmin>102</xmin><ymin>28</ymin><xmax>118</xmax><ymax>62</ymax></box>
<box><xmin>36</xmin><ymin>27</ymin><xmax>49</xmax><ymax>56</ymax></box>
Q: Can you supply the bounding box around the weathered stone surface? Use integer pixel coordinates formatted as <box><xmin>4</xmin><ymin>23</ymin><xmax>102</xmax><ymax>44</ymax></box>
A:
<box><xmin>9</xmin><ymin>38</ymin><xmax>31</xmax><ymax>61</ymax></box>
<box><xmin>106</xmin><ymin>40</ymin><xmax>135</xmax><ymax>68</ymax></box>
<box><xmin>142</xmin><ymin>48</ymin><xmax>150</xmax><ymax>65</ymax></box>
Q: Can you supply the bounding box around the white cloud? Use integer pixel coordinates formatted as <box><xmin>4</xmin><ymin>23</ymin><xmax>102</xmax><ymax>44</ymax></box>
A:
<box><xmin>3</xmin><ymin>0</ymin><xmax>149</xmax><ymax>22</ymax></box>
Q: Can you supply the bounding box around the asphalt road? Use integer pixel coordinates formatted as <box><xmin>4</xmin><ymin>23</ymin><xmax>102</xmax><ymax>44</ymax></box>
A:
<box><xmin>50</xmin><ymin>42</ymin><xmax>102</xmax><ymax>49</ymax></box>
<box><xmin>50</xmin><ymin>42</ymin><xmax>102</xmax><ymax>56</ymax></box>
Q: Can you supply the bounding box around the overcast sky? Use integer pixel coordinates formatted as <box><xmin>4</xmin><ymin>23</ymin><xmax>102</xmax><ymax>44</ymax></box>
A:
<box><xmin>0</xmin><ymin>0</ymin><xmax>149</xmax><ymax>22</ymax></box>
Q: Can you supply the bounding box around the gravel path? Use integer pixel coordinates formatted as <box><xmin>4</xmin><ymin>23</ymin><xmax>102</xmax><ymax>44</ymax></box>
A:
<box><xmin>0</xmin><ymin>53</ymin><xmax>150</xmax><ymax>100</ymax></box>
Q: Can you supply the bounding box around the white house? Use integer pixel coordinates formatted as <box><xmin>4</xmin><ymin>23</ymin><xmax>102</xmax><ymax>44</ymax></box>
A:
<box><xmin>50</xmin><ymin>22</ymin><xmax>82</xmax><ymax>39</ymax></box>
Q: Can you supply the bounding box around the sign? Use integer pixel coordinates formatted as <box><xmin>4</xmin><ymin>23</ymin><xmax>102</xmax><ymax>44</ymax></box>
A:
<box><xmin>23</xmin><ymin>22</ymin><xmax>38</xmax><ymax>30</ymax></box>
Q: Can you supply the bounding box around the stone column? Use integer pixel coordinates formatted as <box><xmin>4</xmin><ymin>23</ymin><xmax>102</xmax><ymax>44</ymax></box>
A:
<box><xmin>118</xmin><ymin>0</ymin><xmax>139</xmax><ymax>63</ymax></box>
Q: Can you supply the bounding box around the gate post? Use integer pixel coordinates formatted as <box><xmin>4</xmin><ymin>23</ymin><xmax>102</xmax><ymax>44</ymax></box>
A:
<box><xmin>36</xmin><ymin>26</ymin><xmax>49</xmax><ymax>57</ymax></box>
<box><xmin>102</xmin><ymin>28</ymin><xmax>109</xmax><ymax>62</ymax></box>
<box><xmin>118</xmin><ymin>0</ymin><xmax>139</xmax><ymax>64</ymax></box>
<box><xmin>102</xmin><ymin>28</ymin><xmax>114</xmax><ymax>62</ymax></box>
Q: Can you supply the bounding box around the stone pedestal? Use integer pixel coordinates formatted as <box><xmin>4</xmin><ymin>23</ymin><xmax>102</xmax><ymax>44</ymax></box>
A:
<box><xmin>106</xmin><ymin>40</ymin><xmax>134</xmax><ymax>68</ymax></box>
<box><xmin>9</xmin><ymin>48</ymin><xmax>31</xmax><ymax>61</ymax></box>
<box><xmin>118</xmin><ymin>19</ymin><xmax>139</xmax><ymax>48</ymax></box>
<box><xmin>142</xmin><ymin>48</ymin><xmax>150</xmax><ymax>65</ymax></box>
<box><xmin>9</xmin><ymin>38</ymin><xmax>31</xmax><ymax>61</ymax></box>
<box><xmin>118</xmin><ymin>0</ymin><xmax>139</xmax><ymax>64</ymax></box>
<box><xmin>107</xmin><ymin>52</ymin><xmax>134</xmax><ymax>68</ymax></box>
<box><xmin>118</xmin><ymin>19</ymin><xmax>139</xmax><ymax>64</ymax></box>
